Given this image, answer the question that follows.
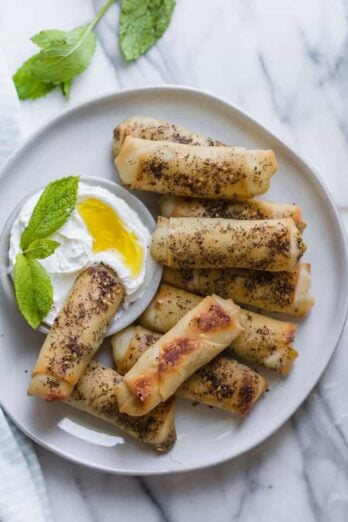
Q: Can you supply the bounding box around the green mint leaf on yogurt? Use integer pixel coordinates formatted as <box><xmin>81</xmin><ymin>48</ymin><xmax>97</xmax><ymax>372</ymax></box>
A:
<box><xmin>20</xmin><ymin>176</ymin><xmax>79</xmax><ymax>250</ymax></box>
<box><xmin>120</xmin><ymin>0</ymin><xmax>175</xmax><ymax>61</ymax></box>
<box><xmin>24</xmin><ymin>238</ymin><xmax>60</xmax><ymax>259</ymax></box>
<box><xmin>14</xmin><ymin>254</ymin><xmax>53</xmax><ymax>329</ymax></box>
<box><xmin>12</xmin><ymin>55</ymin><xmax>56</xmax><ymax>100</ymax></box>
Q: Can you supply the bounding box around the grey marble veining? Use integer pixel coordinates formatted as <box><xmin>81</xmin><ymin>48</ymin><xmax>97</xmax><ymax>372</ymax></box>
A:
<box><xmin>1</xmin><ymin>0</ymin><xmax>348</xmax><ymax>520</ymax></box>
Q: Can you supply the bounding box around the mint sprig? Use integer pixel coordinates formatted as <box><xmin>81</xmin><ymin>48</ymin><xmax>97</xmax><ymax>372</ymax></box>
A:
<box><xmin>13</xmin><ymin>0</ymin><xmax>176</xmax><ymax>101</ymax></box>
<box><xmin>13</xmin><ymin>0</ymin><xmax>114</xmax><ymax>100</ymax></box>
<box><xmin>14</xmin><ymin>176</ymin><xmax>79</xmax><ymax>329</ymax></box>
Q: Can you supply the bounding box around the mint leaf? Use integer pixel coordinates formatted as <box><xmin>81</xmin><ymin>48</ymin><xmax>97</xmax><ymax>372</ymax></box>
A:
<box><xmin>20</xmin><ymin>176</ymin><xmax>79</xmax><ymax>250</ymax></box>
<box><xmin>120</xmin><ymin>0</ymin><xmax>175</xmax><ymax>61</ymax></box>
<box><xmin>14</xmin><ymin>176</ymin><xmax>78</xmax><ymax>329</ymax></box>
<box><xmin>31</xmin><ymin>29</ymin><xmax>66</xmax><ymax>48</ymax></box>
<box><xmin>13</xmin><ymin>55</ymin><xmax>55</xmax><ymax>100</ymax></box>
<box><xmin>14</xmin><ymin>254</ymin><xmax>53</xmax><ymax>329</ymax></box>
<box><xmin>32</xmin><ymin>25</ymin><xmax>97</xmax><ymax>84</ymax></box>
<box><xmin>24</xmin><ymin>239</ymin><xmax>60</xmax><ymax>259</ymax></box>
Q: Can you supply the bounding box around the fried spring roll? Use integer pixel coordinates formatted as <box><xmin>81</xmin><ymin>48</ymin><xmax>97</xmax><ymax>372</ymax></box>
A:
<box><xmin>139</xmin><ymin>284</ymin><xmax>298</xmax><ymax>374</ymax></box>
<box><xmin>152</xmin><ymin>217</ymin><xmax>306</xmax><ymax>272</ymax></box>
<box><xmin>112</xmin><ymin>326</ymin><xmax>267</xmax><ymax>416</ymax></box>
<box><xmin>163</xmin><ymin>264</ymin><xmax>314</xmax><ymax>317</ymax></box>
<box><xmin>113</xmin><ymin>326</ymin><xmax>162</xmax><ymax>376</ymax></box>
<box><xmin>115</xmin><ymin>295</ymin><xmax>243</xmax><ymax>416</ymax></box>
<box><xmin>67</xmin><ymin>361</ymin><xmax>176</xmax><ymax>452</ymax></box>
<box><xmin>115</xmin><ymin>136</ymin><xmax>277</xmax><ymax>200</ymax></box>
<box><xmin>160</xmin><ymin>196</ymin><xmax>306</xmax><ymax>232</ymax></box>
<box><xmin>28</xmin><ymin>265</ymin><xmax>124</xmax><ymax>402</ymax></box>
<box><xmin>112</xmin><ymin>115</ymin><xmax>223</xmax><ymax>157</ymax></box>
<box><xmin>139</xmin><ymin>284</ymin><xmax>201</xmax><ymax>332</ymax></box>
<box><xmin>180</xmin><ymin>357</ymin><xmax>266</xmax><ymax>415</ymax></box>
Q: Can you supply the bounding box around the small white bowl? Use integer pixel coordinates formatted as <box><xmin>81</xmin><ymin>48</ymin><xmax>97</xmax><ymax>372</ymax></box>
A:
<box><xmin>0</xmin><ymin>176</ymin><xmax>162</xmax><ymax>336</ymax></box>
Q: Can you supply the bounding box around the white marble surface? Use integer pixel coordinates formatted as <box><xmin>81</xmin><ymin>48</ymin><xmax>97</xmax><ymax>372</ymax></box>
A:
<box><xmin>1</xmin><ymin>1</ymin><xmax>348</xmax><ymax>520</ymax></box>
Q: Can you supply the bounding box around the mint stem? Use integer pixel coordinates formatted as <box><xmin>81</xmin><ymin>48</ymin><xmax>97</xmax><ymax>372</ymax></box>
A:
<box><xmin>91</xmin><ymin>0</ymin><xmax>115</xmax><ymax>31</ymax></box>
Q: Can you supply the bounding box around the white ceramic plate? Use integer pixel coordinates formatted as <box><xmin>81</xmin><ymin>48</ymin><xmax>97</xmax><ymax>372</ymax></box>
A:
<box><xmin>0</xmin><ymin>87</ymin><xmax>347</xmax><ymax>475</ymax></box>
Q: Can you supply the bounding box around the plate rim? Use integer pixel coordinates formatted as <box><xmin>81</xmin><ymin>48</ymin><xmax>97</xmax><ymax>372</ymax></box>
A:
<box><xmin>0</xmin><ymin>85</ymin><xmax>347</xmax><ymax>475</ymax></box>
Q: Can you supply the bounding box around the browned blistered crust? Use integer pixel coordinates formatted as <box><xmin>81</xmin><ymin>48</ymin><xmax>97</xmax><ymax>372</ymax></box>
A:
<box><xmin>30</xmin><ymin>264</ymin><xmax>124</xmax><ymax>400</ymax></box>
<box><xmin>112</xmin><ymin>326</ymin><xmax>267</xmax><ymax>415</ymax></box>
<box><xmin>115</xmin><ymin>295</ymin><xmax>242</xmax><ymax>416</ymax></box>
<box><xmin>162</xmin><ymin>264</ymin><xmax>313</xmax><ymax>317</ymax></box>
<box><xmin>160</xmin><ymin>196</ymin><xmax>306</xmax><ymax>231</ymax></box>
<box><xmin>130</xmin><ymin>374</ymin><xmax>156</xmax><ymax>405</ymax></box>
<box><xmin>138</xmin><ymin>284</ymin><xmax>298</xmax><ymax>375</ymax></box>
<box><xmin>193</xmin><ymin>303</ymin><xmax>232</xmax><ymax>332</ymax></box>
<box><xmin>159</xmin><ymin>337</ymin><xmax>201</xmax><ymax>375</ymax></box>
<box><xmin>67</xmin><ymin>361</ymin><xmax>176</xmax><ymax>452</ymax></box>
<box><xmin>152</xmin><ymin>217</ymin><xmax>305</xmax><ymax>272</ymax></box>
<box><xmin>112</xmin><ymin>115</ymin><xmax>223</xmax><ymax>157</ymax></box>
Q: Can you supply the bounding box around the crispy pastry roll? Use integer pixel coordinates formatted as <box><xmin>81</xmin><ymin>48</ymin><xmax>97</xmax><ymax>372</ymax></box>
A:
<box><xmin>160</xmin><ymin>196</ymin><xmax>306</xmax><ymax>232</ymax></box>
<box><xmin>28</xmin><ymin>265</ymin><xmax>124</xmax><ymax>402</ymax></box>
<box><xmin>163</xmin><ymin>264</ymin><xmax>314</xmax><ymax>317</ymax></box>
<box><xmin>67</xmin><ymin>361</ymin><xmax>176</xmax><ymax>452</ymax></box>
<box><xmin>112</xmin><ymin>115</ymin><xmax>223</xmax><ymax>157</ymax></box>
<box><xmin>114</xmin><ymin>295</ymin><xmax>243</xmax><ymax>416</ymax></box>
<box><xmin>112</xmin><ymin>326</ymin><xmax>267</xmax><ymax>415</ymax></box>
<box><xmin>139</xmin><ymin>284</ymin><xmax>201</xmax><ymax>333</ymax></box>
<box><xmin>112</xmin><ymin>326</ymin><xmax>163</xmax><ymax>376</ymax></box>
<box><xmin>179</xmin><ymin>356</ymin><xmax>266</xmax><ymax>415</ymax></box>
<box><xmin>115</xmin><ymin>136</ymin><xmax>277</xmax><ymax>200</ymax></box>
<box><xmin>151</xmin><ymin>217</ymin><xmax>306</xmax><ymax>272</ymax></box>
<box><xmin>139</xmin><ymin>284</ymin><xmax>297</xmax><ymax>374</ymax></box>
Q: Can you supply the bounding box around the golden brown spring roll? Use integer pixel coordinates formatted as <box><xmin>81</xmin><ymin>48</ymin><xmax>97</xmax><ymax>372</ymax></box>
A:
<box><xmin>139</xmin><ymin>284</ymin><xmax>297</xmax><ymax>374</ymax></box>
<box><xmin>112</xmin><ymin>326</ymin><xmax>267</xmax><ymax>416</ymax></box>
<box><xmin>115</xmin><ymin>295</ymin><xmax>243</xmax><ymax>416</ymax></box>
<box><xmin>160</xmin><ymin>196</ymin><xmax>306</xmax><ymax>232</ymax></box>
<box><xmin>67</xmin><ymin>361</ymin><xmax>176</xmax><ymax>452</ymax></box>
<box><xmin>113</xmin><ymin>326</ymin><xmax>162</xmax><ymax>376</ymax></box>
<box><xmin>28</xmin><ymin>265</ymin><xmax>124</xmax><ymax>402</ymax></box>
<box><xmin>112</xmin><ymin>115</ymin><xmax>223</xmax><ymax>157</ymax></box>
<box><xmin>163</xmin><ymin>264</ymin><xmax>314</xmax><ymax>317</ymax></box>
<box><xmin>180</xmin><ymin>356</ymin><xmax>266</xmax><ymax>415</ymax></box>
<box><xmin>152</xmin><ymin>217</ymin><xmax>306</xmax><ymax>272</ymax></box>
<box><xmin>139</xmin><ymin>284</ymin><xmax>201</xmax><ymax>333</ymax></box>
<box><xmin>115</xmin><ymin>136</ymin><xmax>277</xmax><ymax>200</ymax></box>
